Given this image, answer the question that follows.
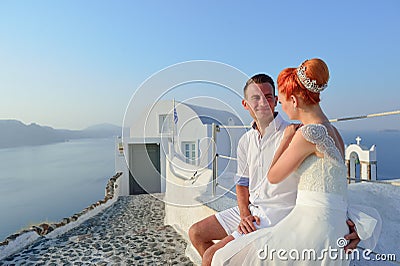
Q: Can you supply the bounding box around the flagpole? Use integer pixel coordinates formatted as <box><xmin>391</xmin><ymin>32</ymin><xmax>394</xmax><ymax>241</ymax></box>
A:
<box><xmin>172</xmin><ymin>98</ymin><xmax>179</xmax><ymax>157</ymax></box>
<box><xmin>172</xmin><ymin>98</ymin><xmax>175</xmax><ymax>148</ymax></box>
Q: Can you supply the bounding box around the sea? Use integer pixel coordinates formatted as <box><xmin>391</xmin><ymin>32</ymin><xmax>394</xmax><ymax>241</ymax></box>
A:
<box><xmin>0</xmin><ymin>138</ymin><xmax>115</xmax><ymax>240</ymax></box>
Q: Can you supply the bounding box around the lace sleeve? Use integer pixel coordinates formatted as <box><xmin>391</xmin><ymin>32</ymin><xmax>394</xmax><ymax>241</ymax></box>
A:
<box><xmin>300</xmin><ymin>124</ymin><xmax>343</xmax><ymax>163</ymax></box>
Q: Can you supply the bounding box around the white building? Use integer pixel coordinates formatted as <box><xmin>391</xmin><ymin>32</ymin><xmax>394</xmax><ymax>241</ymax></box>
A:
<box><xmin>345</xmin><ymin>136</ymin><xmax>377</xmax><ymax>182</ymax></box>
<box><xmin>115</xmin><ymin>100</ymin><xmax>246</xmax><ymax>196</ymax></box>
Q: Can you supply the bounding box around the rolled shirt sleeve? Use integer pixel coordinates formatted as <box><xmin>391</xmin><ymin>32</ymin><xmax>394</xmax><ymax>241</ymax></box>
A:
<box><xmin>235</xmin><ymin>133</ymin><xmax>250</xmax><ymax>186</ymax></box>
<box><xmin>235</xmin><ymin>175</ymin><xmax>249</xmax><ymax>186</ymax></box>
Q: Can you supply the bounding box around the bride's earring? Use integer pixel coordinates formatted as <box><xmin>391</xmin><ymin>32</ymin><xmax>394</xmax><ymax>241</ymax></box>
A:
<box><xmin>291</xmin><ymin>95</ymin><xmax>298</xmax><ymax>112</ymax></box>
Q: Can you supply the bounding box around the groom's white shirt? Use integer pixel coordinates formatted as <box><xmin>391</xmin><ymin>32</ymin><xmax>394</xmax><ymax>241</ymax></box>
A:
<box><xmin>236</xmin><ymin>113</ymin><xmax>299</xmax><ymax>227</ymax></box>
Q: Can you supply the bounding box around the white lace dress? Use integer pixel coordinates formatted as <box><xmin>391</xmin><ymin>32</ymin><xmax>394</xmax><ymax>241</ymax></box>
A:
<box><xmin>212</xmin><ymin>124</ymin><xmax>354</xmax><ymax>265</ymax></box>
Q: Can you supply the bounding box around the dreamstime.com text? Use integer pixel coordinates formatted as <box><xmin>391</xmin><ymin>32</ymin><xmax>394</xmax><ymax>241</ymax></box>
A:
<box><xmin>257</xmin><ymin>238</ymin><xmax>396</xmax><ymax>262</ymax></box>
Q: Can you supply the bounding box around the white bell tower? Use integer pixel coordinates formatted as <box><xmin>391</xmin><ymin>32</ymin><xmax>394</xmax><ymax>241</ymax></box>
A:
<box><xmin>345</xmin><ymin>136</ymin><xmax>377</xmax><ymax>183</ymax></box>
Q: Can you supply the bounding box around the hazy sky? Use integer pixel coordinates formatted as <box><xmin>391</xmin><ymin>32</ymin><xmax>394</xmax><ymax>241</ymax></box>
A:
<box><xmin>1</xmin><ymin>0</ymin><xmax>399</xmax><ymax>130</ymax></box>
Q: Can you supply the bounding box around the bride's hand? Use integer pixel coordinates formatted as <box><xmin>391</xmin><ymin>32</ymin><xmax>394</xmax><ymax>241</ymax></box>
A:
<box><xmin>238</xmin><ymin>215</ymin><xmax>260</xmax><ymax>234</ymax></box>
<box><xmin>269</xmin><ymin>123</ymin><xmax>302</xmax><ymax>170</ymax></box>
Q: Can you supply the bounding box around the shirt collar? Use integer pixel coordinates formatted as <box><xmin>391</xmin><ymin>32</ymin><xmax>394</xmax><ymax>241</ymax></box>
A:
<box><xmin>251</xmin><ymin>112</ymin><xmax>284</xmax><ymax>137</ymax></box>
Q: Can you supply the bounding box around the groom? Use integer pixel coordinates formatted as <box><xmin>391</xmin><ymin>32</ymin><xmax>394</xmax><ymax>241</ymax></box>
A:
<box><xmin>188</xmin><ymin>74</ymin><xmax>360</xmax><ymax>265</ymax></box>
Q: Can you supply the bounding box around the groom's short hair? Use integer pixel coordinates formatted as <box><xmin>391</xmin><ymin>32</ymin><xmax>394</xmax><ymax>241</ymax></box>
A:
<box><xmin>244</xmin><ymin>74</ymin><xmax>276</xmax><ymax>98</ymax></box>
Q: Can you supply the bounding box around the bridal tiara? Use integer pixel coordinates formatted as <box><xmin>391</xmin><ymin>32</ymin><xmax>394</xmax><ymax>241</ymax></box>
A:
<box><xmin>296</xmin><ymin>64</ymin><xmax>328</xmax><ymax>93</ymax></box>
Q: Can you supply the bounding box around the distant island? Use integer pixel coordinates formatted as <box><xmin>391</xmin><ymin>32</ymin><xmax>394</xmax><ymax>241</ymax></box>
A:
<box><xmin>380</xmin><ymin>129</ymin><xmax>400</xmax><ymax>133</ymax></box>
<box><xmin>0</xmin><ymin>120</ymin><xmax>122</xmax><ymax>149</ymax></box>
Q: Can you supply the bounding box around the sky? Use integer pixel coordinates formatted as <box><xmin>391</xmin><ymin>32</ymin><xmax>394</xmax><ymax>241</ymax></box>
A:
<box><xmin>0</xmin><ymin>0</ymin><xmax>399</xmax><ymax>131</ymax></box>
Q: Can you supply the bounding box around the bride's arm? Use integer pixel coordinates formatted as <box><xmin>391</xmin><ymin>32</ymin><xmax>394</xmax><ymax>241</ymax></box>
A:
<box><xmin>267</xmin><ymin>130</ymin><xmax>315</xmax><ymax>184</ymax></box>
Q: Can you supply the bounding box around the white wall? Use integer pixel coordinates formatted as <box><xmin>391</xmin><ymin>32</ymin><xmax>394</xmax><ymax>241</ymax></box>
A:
<box><xmin>129</xmin><ymin>100</ymin><xmax>208</xmax><ymax>169</ymax></box>
<box><xmin>115</xmin><ymin>137</ymin><xmax>129</xmax><ymax>196</ymax></box>
<box><xmin>129</xmin><ymin>100</ymin><xmax>206</xmax><ymax>139</ymax></box>
<box><xmin>164</xmin><ymin>153</ymin><xmax>238</xmax><ymax>265</ymax></box>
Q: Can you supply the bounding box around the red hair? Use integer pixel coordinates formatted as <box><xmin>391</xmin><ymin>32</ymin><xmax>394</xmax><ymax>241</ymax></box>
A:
<box><xmin>277</xmin><ymin>58</ymin><xmax>329</xmax><ymax>105</ymax></box>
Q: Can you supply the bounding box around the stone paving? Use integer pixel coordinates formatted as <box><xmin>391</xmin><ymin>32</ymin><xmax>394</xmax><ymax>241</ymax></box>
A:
<box><xmin>0</xmin><ymin>194</ymin><xmax>194</xmax><ymax>265</ymax></box>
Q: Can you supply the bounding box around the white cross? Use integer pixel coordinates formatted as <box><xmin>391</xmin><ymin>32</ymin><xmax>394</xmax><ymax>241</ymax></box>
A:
<box><xmin>356</xmin><ymin>136</ymin><xmax>362</xmax><ymax>145</ymax></box>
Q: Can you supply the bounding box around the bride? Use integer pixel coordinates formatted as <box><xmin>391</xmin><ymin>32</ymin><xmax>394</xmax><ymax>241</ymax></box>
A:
<box><xmin>211</xmin><ymin>58</ymin><xmax>380</xmax><ymax>265</ymax></box>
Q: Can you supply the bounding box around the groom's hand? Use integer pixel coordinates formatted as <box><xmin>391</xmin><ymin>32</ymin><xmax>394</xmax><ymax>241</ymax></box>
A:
<box><xmin>344</xmin><ymin>219</ymin><xmax>361</xmax><ymax>253</ymax></box>
<box><xmin>238</xmin><ymin>215</ymin><xmax>260</xmax><ymax>234</ymax></box>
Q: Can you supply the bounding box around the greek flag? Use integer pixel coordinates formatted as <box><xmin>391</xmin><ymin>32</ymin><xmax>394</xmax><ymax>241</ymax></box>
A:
<box><xmin>174</xmin><ymin>103</ymin><xmax>178</xmax><ymax>124</ymax></box>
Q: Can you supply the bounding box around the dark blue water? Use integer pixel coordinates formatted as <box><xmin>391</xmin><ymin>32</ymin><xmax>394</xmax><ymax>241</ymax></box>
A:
<box><xmin>0</xmin><ymin>138</ymin><xmax>115</xmax><ymax>240</ymax></box>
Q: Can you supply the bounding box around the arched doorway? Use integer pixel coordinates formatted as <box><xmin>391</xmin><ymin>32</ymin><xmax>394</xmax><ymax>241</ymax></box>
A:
<box><xmin>348</xmin><ymin>151</ymin><xmax>361</xmax><ymax>182</ymax></box>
